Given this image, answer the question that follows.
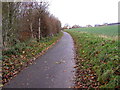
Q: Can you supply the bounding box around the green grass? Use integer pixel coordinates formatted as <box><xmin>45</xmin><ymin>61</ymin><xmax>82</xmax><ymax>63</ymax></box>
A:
<box><xmin>65</xmin><ymin>25</ymin><xmax>120</xmax><ymax>88</ymax></box>
<box><xmin>2</xmin><ymin>32</ymin><xmax>63</xmax><ymax>84</ymax></box>
<box><xmin>67</xmin><ymin>25</ymin><xmax>118</xmax><ymax>38</ymax></box>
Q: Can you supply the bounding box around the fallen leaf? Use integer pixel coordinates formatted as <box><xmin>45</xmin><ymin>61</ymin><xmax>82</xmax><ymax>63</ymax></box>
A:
<box><xmin>63</xmin><ymin>70</ymin><xmax>67</xmax><ymax>72</ymax></box>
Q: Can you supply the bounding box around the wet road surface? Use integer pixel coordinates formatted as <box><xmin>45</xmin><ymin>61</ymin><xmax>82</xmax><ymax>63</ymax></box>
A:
<box><xmin>4</xmin><ymin>32</ymin><xmax>75</xmax><ymax>88</ymax></box>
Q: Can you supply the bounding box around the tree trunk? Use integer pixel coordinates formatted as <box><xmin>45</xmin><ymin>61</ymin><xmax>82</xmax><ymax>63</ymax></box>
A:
<box><xmin>38</xmin><ymin>18</ymin><xmax>41</xmax><ymax>40</ymax></box>
<box><xmin>30</xmin><ymin>23</ymin><xmax>33</xmax><ymax>38</ymax></box>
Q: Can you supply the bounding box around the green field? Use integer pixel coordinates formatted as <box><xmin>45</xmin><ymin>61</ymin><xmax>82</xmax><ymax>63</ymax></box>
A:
<box><xmin>65</xmin><ymin>25</ymin><xmax>119</xmax><ymax>88</ymax></box>
<box><xmin>68</xmin><ymin>25</ymin><xmax>118</xmax><ymax>38</ymax></box>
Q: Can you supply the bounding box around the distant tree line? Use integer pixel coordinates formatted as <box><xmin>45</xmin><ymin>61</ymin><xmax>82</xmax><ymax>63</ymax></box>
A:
<box><xmin>62</xmin><ymin>22</ymin><xmax>120</xmax><ymax>30</ymax></box>
<box><xmin>2</xmin><ymin>1</ymin><xmax>61</xmax><ymax>48</ymax></box>
<box><xmin>94</xmin><ymin>23</ymin><xmax>120</xmax><ymax>27</ymax></box>
<box><xmin>107</xmin><ymin>23</ymin><xmax>120</xmax><ymax>26</ymax></box>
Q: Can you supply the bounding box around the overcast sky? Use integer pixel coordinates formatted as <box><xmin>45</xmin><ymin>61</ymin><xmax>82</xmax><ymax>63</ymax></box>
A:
<box><xmin>46</xmin><ymin>0</ymin><xmax>119</xmax><ymax>27</ymax></box>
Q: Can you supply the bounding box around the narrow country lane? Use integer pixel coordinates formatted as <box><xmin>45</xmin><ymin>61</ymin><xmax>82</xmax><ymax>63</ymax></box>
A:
<box><xmin>3</xmin><ymin>32</ymin><xmax>75</xmax><ymax>88</ymax></box>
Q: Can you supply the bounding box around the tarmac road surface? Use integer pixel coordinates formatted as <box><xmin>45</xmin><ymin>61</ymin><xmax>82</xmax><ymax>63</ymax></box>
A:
<box><xmin>3</xmin><ymin>32</ymin><xmax>75</xmax><ymax>88</ymax></box>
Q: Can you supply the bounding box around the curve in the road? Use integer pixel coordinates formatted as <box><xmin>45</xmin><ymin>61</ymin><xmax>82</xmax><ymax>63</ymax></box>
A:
<box><xmin>4</xmin><ymin>32</ymin><xmax>75</xmax><ymax>88</ymax></box>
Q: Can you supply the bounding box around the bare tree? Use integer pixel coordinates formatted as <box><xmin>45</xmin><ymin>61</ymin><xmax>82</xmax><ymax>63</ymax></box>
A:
<box><xmin>2</xmin><ymin>1</ymin><xmax>61</xmax><ymax>47</ymax></box>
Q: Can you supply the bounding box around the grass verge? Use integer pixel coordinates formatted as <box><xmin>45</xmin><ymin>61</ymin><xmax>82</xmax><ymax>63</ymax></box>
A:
<box><xmin>66</xmin><ymin>31</ymin><xmax>120</xmax><ymax>88</ymax></box>
<box><xmin>2</xmin><ymin>32</ymin><xmax>63</xmax><ymax>85</ymax></box>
